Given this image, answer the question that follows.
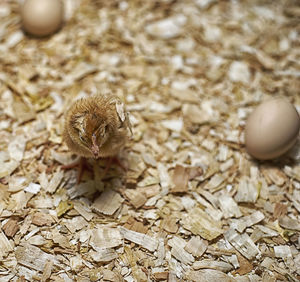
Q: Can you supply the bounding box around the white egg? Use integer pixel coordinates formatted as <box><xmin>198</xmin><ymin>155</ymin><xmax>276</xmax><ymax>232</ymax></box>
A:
<box><xmin>245</xmin><ymin>98</ymin><xmax>300</xmax><ymax>160</ymax></box>
<box><xmin>21</xmin><ymin>0</ymin><xmax>64</xmax><ymax>37</ymax></box>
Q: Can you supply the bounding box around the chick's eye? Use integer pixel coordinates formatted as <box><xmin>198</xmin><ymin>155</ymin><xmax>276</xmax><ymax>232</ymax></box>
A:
<box><xmin>79</xmin><ymin>133</ymin><xmax>87</xmax><ymax>144</ymax></box>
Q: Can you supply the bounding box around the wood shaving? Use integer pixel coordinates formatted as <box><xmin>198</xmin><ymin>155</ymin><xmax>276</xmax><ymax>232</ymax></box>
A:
<box><xmin>92</xmin><ymin>189</ymin><xmax>124</xmax><ymax>215</ymax></box>
<box><xmin>119</xmin><ymin>227</ymin><xmax>158</xmax><ymax>252</ymax></box>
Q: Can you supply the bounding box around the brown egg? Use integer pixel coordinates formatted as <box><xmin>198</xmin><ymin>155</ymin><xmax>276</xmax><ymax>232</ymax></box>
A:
<box><xmin>245</xmin><ymin>98</ymin><xmax>300</xmax><ymax>160</ymax></box>
<box><xmin>21</xmin><ymin>0</ymin><xmax>64</xmax><ymax>37</ymax></box>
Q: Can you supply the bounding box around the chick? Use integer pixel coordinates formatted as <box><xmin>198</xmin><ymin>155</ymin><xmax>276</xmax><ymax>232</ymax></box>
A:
<box><xmin>63</xmin><ymin>94</ymin><xmax>131</xmax><ymax>181</ymax></box>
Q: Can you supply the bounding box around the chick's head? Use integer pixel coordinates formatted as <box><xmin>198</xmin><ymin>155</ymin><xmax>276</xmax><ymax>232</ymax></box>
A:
<box><xmin>68</xmin><ymin>97</ymin><xmax>117</xmax><ymax>158</ymax></box>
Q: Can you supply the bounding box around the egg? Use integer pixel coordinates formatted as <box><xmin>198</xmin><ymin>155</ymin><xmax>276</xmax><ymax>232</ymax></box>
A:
<box><xmin>21</xmin><ymin>0</ymin><xmax>64</xmax><ymax>37</ymax></box>
<box><xmin>245</xmin><ymin>98</ymin><xmax>300</xmax><ymax>160</ymax></box>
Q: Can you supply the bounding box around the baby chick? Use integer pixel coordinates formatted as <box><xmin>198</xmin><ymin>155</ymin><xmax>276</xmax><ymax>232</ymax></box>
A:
<box><xmin>63</xmin><ymin>94</ymin><xmax>131</xmax><ymax>181</ymax></box>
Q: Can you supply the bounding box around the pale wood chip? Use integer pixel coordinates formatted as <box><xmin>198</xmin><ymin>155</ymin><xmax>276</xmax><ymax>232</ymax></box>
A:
<box><xmin>50</xmin><ymin>150</ymin><xmax>75</xmax><ymax>165</ymax></box>
<box><xmin>0</xmin><ymin>230</ymin><xmax>13</xmax><ymax>259</ymax></box>
<box><xmin>8</xmin><ymin>191</ymin><xmax>33</xmax><ymax>211</ymax></box>
<box><xmin>168</xmin><ymin>236</ymin><xmax>194</xmax><ymax>265</ymax></box>
<box><xmin>193</xmin><ymin>259</ymin><xmax>233</xmax><ymax>272</ymax></box>
<box><xmin>8</xmin><ymin>135</ymin><xmax>27</xmax><ymax>161</ymax></box>
<box><xmin>204</xmin><ymin>174</ymin><xmax>225</xmax><ymax>190</ymax></box>
<box><xmin>217</xmin><ymin>193</ymin><xmax>242</xmax><ymax>219</ymax></box>
<box><xmin>274</xmin><ymin>245</ymin><xmax>292</xmax><ymax>258</ymax></box>
<box><xmin>124</xmin><ymin>189</ymin><xmax>147</xmax><ymax>209</ymax></box>
<box><xmin>137</xmin><ymin>175</ymin><xmax>160</xmax><ymax>187</ymax></box>
<box><xmin>224</xmin><ymin>229</ymin><xmax>260</xmax><ymax>260</ymax></box>
<box><xmin>70</xmin><ymin>62</ymin><xmax>98</xmax><ymax>81</ymax></box>
<box><xmin>232</xmin><ymin>211</ymin><xmax>265</xmax><ymax>232</ymax></box>
<box><xmin>162</xmin><ymin>216</ymin><xmax>178</xmax><ymax>233</ymax></box>
<box><xmin>0</xmin><ymin>158</ymin><xmax>19</xmax><ymax>178</ymax></box>
<box><xmin>15</xmin><ymin>243</ymin><xmax>57</xmax><ymax>272</ymax></box>
<box><xmin>186</xmin><ymin>269</ymin><xmax>236</xmax><ymax>282</ymax></box>
<box><xmin>73</xmin><ymin>201</ymin><xmax>94</xmax><ymax>221</ymax></box>
<box><xmin>137</xmin><ymin>184</ymin><xmax>160</xmax><ymax>198</ymax></box>
<box><xmin>90</xmin><ymin>227</ymin><xmax>122</xmax><ymax>249</ymax></box>
<box><xmin>235</xmin><ymin>178</ymin><xmax>258</xmax><ymax>203</ymax></box>
<box><xmin>155</xmin><ymin>237</ymin><xmax>165</xmax><ymax>266</ymax></box>
<box><xmin>24</xmin><ymin>182</ymin><xmax>41</xmax><ymax>194</ymax></box>
<box><xmin>41</xmin><ymin>260</ymin><xmax>53</xmax><ymax>282</ymax></box>
<box><xmin>47</xmin><ymin>170</ymin><xmax>64</xmax><ymax>194</ymax></box>
<box><xmin>284</xmin><ymin>166</ymin><xmax>300</xmax><ymax>182</ymax></box>
<box><xmin>278</xmin><ymin>216</ymin><xmax>300</xmax><ymax>231</ymax></box>
<box><xmin>182</xmin><ymin>207</ymin><xmax>223</xmax><ymax>240</ymax></box>
<box><xmin>183</xmin><ymin>103</ymin><xmax>216</xmax><ymax>124</ymax></box>
<box><xmin>89</xmin><ymin>248</ymin><xmax>118</xmax><ymax>263</ymax></box>
<box><xmin>92</xmin><ymin>189</ymin><xmax>124</xmax><ymax>215</ymax></box>
<box><xmin>102</xmin><ymin>269</ymin><xmax>118</xmax><ymax>281</ymax></box>
<box><xmin>184</xmin><ymin>236</ymin><xmax>208</xmax><ymax>257</ymax></box>
<box><xmin>119</xmin><ymin>227</ymin><xmax>158</xmax><ymax>252</ymax></box>
<box><xmin>141</xmin><ymin>152</ymin><xmax>157</xmax><ymax>167</ymax></box>
<box><xmin>69</xmin><ymin>255</ymin><xmax>84</xmax><ymax>271</ymax></box>
<box><xmin>261</xmin><ymin>166</ymin><xmax>287</xmax><ymax>186</ymax></box>
<box><xmin>64</xmin><ymin>216</ymin><xmax>88</xmax><ymax>233</ymax></box>
<box><xmin>158</xmin><ymin>163</ymin><xmax>171</xmax><ymax>191</ymax></box>
<box><xmin>27</xmin><ymin>235</ymin><xmax>46</xmax><ymax>246</ymax></box>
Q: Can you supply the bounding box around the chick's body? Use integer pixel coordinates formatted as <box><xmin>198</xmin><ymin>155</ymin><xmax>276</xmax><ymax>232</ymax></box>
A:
<box><xmin>64</xmin><ymin>95</ymin><xmax>131</xmax><ymax>159</ymax></box>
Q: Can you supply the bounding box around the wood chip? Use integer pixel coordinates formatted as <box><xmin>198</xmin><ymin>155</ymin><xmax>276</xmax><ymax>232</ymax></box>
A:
<box><xmin>15</xmin><ymin>244</ymin><xmax>57</xmax><ymax>272</ymax></box>
<box><xmin>235</xmin><ymin>254</ymin><xmax>253</xmax><ymax>275</ymax></box>
<box><xmin>32</xmin><ymin>212</ymin><xmax>55</xmax><ymax>226</ymax></box>
<box><xmin>90</xmin><ymin>227</ymin><xmax>122</xmax><ymax>249</ymax></box>
<box><xmin>235</xmin><ymin>178</ymin><xmax>258</xmax><ymax>203</ymax></box>
<box><xmin>182</xmin><ymin>207</ymin><xmax>223</xmax><ymax>240</ymax></box>
<box><xmin>225</xmin><ymin>229</ymin><xmax>260</xmax><ymax>260</ymax></box>
<box><xmin>278</xmin><ymin>216</ymin><xmax>300</xmax><ymax>231</ymax></box>
<box><xmin>92</xmin><ymin>189</ymin><xmax>124</xmax><ymax>215</ymax></box>
<box><xmin>184</xmin><ymin>236</ymin><xmax>208</xmax><ymax>257</ymax></box>
<box><xmin>89</xmin><ymin>248</ymin><xmax>118</xmax><ymax>263</ymax></box>
<box><xmin>168</xmin><ymin>236</ymin><xmax>195</xmax><ymax>265</ymax></box>
<box><xmin>119</xmin><ymin>227</ymin><xmax>158</xmax><ymax>252</ymax></box>
<box><xmin>186</xmin><ymin>269</ymin><xmax>236</xmax><ymax>282</ymax></box>
<box><xmin>47</xmin><ymin>170</ymin><xmax>64</xmax><ymax>194</ymax></box>
<box><xmin>232</xmin><ymin>211</ymin><xmax>265</xmax><ymax>232</ymax></box>
<box><xmin>41</xmin><ymin>260</ymin><xmax>53</xmax><ymax>282</ymax></box>
<box><xmin>73</xmin><ymin>201</ymin><xmax>94</xmax><ymax>221</ymax></box>
<box><xmin>153</xmin><ymin>271</ymin><xmax>169</xmax><ymax>281</ymax></box>
<box><xmin>2</xmin><ymin>218</ymin><xmax>19</xmax><ymax>237</ymax></box>
<box><xmin>162</xmin><ymin>216</ymin><xmax>178</xmax><ymax>233</ymax></box>
<box><xmin>124</xmin><ymin>189</ymin><xmax>147</xmax><ymax>209</ymax></box>
<box><xmin>0</xmin><ymin>230</ymin><xmax>13</xmax><ymax>259</ymax></box>
<box><xmin>171</xmin><ymin>165</ymin><xmax>190</xmax><ymax>193</ymax></box>
<box><xmin>218</xmin><ymin>193</ymin><xmax>242</xmax><ymax>219</ymax></box>
<box><xmin>193</xmin><ymin>259</ymin><xmax>233</xmax><ymax>272</ymax></box>
<box><xmin>204</xmin><ymin>174</ymin><xmax>225</xmax><ymax>190</ymax></box>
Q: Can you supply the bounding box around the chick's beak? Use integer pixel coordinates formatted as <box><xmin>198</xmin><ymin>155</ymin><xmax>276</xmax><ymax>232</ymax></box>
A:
<box><xmin>91</xmin><ymin>133</ymin><xmax>100</xmax><ymax>158</ymax></box>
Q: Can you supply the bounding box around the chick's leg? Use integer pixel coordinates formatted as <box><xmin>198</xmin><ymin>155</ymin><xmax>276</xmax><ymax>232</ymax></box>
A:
<box><xmin>61</xmin><ymin>157</ymin><xmax>91</xmax><ymax>184</ymax></box>
<box><xmin>102</xmin><ymin>156</ymin><xmax>126</xmax><ymax>177</ymax></box>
